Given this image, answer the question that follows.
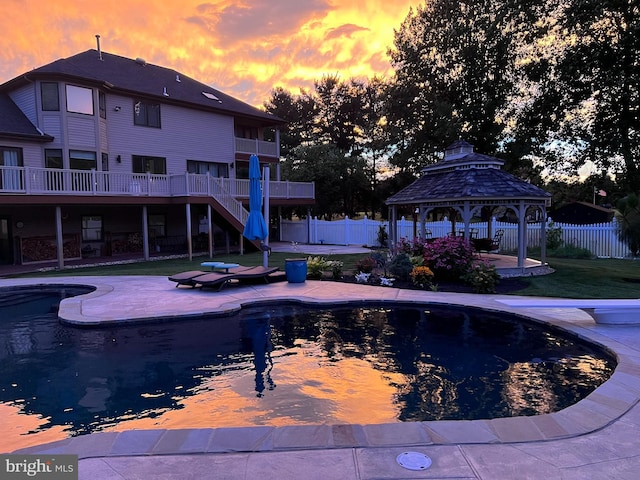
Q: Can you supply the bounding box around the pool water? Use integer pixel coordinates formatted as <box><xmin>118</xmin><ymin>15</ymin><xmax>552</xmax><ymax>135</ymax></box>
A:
<box><xmin>0</xmin><ymin>286</ymin><xmax>615</xmax><ymax>452</ymax></box>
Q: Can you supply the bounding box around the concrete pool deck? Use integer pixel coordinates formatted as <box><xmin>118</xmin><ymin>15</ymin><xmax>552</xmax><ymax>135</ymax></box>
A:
<box><xmin>3</xmin><ymin>275</ymin><xmax>640</xmax><ymax>479</ymax></box>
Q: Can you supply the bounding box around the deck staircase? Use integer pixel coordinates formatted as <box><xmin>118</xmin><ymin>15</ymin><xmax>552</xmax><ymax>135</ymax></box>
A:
<box><xmin>209</xmin><ymin>178</ymin><xmax>262</xmax><ymax>249</ymax></box>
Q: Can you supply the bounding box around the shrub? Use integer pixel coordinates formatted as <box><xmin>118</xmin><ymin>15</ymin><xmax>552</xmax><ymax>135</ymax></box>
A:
<box><xmin>355</xmin><ymin>256</ymin><xmax>377</xmax><ymax>273</ymax></box>
<box><xmin>396</xmin><ymin>237</ymin><xmax>428</xmax><ymax>257</ymax></box>
<box><xmin>550</xmin><ymin>244</ymin><xmax>592</xmax><ymax>259</ymax></box>
<box><xmin>388</xmin><ymin>252</ymin><xmax>414</xmax><ymax>281</ymax></box>
<box><xmin>370</xmin><ymin>250</ymin><xmax>389</xmax><ymax>270</ymax></box>
<box><xmin>410</xmin><ymin>266</ymin><xmax>434</xmax><ymax>289</ymax></box>
<box><xmin>461</xmin><ymin>260</ymin><xmax>500</xmax><ymax>294</ymax></box>
<box><xmin>306</xmin><ymin>256</ymin><xmax>328</xmax><ymax>279</ymax></box>
<box><xmin>377</xmin><ymin>224</ymin><xmax>389</xmax><ymax>248</ymax></box>
<box><xmin>409</xmin><ymin>255</ymin><xmax>424</xmax><ymax>267</ymax></box>
<box><xmin>326</xmin><ymin>260</ymin><xmax>344</xmax><ymax>279</ymax></box>
<box><xmin>546</xmin><ymin>221</ymin><xmax>564</xmax><ymax>250</ymax></box>
<box><xmin>306</xmin><ymin>257</ymin><xmax>343</xmax><ymax>279</ymax></box>
<box><xmin>422</xmin><ymin>236</ymin><xmax>476</xmax><ymax>281</ymax></box>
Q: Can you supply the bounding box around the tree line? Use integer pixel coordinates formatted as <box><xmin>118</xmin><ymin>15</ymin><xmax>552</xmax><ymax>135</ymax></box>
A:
<box><xmin>262</xmin><ymin>0</ymin><xmax>639</xmax><ymax>225</ymax></box>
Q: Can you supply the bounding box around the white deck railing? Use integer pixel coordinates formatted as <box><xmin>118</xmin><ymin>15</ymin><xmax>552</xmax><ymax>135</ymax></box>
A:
<box><xmin>0</xmin><ymin>166</ymin><xmax>314</xmax><ymax>200</ymax></box>
<box><xmin>235</xmin><ymin>138</ymin><xmax>279</xmax><ymax>157</ymax></box>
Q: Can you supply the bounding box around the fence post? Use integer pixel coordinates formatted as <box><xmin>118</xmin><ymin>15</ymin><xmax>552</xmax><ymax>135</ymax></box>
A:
<box><xmin>344</xmin><ymin>215</ymin><xmax>350</xmax><ymax>245</ymax></box>
<box><xmin>313</xmin><ymin>216</ymin><xmax>318</xmax><ymax>244</ymax></box>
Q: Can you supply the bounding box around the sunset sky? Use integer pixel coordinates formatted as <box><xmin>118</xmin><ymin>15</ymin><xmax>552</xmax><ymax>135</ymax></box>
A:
<box><xmin>1</xmin><ymin>0</ymin><xmax>421</xmax><ymax>107</ymax></box>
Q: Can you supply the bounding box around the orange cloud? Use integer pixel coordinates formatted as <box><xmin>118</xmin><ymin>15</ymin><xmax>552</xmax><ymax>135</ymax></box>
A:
<box><xmin>0</xmin><ymin>0</ymin><xmax>420</xmax><ymax>106</ymax></box>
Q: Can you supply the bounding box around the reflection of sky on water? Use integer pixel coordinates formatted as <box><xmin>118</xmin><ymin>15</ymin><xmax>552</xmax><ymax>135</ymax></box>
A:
<box><xmin>0</xmin><ymin>287</ymin><xmax>615</xmax><ymax>452</ymax></box>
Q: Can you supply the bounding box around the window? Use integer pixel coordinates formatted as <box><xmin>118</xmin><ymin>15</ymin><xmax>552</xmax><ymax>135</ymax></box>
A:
<box><xmin>0</xmin><ymin>147</ymin><xmax>23</xmax><ymax>190</ymax></box>
<box><xmin>45</xmin><ymin>149</ymin><xmax>63</xmax><ymax>169</ymax></box>
<box><xmin>41</xmin><ymin>82</ymin><xmax>59</xmax><ymax>111</ymax></box>
<box><xmin>133</xmin><ymin>100</ymin><xmax>161</xmax><ymax>127</ymax></box>
<box><xmin>66</xmin><ymin>85</ymin><xmax>94</xmax><ymax>115</ymax></box>
<box><xmin>148</xmin><ymin>214</ymin><xmax>166</xmax><ymax>238</ymax></box>
<box><xmin>99</xmin><ymin>91</ymin><xmax>106</xmax><ymax>119</ymax></box>
<box><xmin>0</xmin><ymin>147</ymin><xmax>22</xmax><ymax>167</ymax></box>
<box><xmin>132</xmin><ymin>155</ymin><xmax>166</xmax><ymax>174</ymax></box>
<box><xmin>187</xmin><ymin>160</ymin><xmax>229</xmax><ymax>178</ymax></box>
<box><xmin>81</xmin><ymin>215</ymin><xmax>103</xmax><ymax>241</ymax></box>
<box><xmin>69</xmin><ymin>150</ymin><xmax>97</xmax><ymax>170</ymax></box>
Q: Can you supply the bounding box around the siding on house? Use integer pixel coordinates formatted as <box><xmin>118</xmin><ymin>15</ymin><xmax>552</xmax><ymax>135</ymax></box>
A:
<box><xmin>8</xmin><ymin>85</ymin><xmax>37</xmax><ymax>125</ymax></box>
<box><xmin>68</xmin><ymin>116</ymin><xmax>97</xmax><ymax>147</ymax></box>
<box><xmin>99</xmin><ymin>117</ymin><xmax>108</xmax><ymax>149</ymax></box>
<box><xmin>105</xmin><ymin>97</ymin><xmax>235</xmax><ymax>174</ymax></box>
<box><xmin>42</xmin><ymin>116</ymin><xmax>62</xmax><ymax>147</ymax></box>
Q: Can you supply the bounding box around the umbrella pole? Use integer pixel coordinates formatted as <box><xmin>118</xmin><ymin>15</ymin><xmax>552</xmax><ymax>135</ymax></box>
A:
<box><xmin>263</xmin><ymin>165</ymin><xmax>270</xmax><ymax>267</ymax></box>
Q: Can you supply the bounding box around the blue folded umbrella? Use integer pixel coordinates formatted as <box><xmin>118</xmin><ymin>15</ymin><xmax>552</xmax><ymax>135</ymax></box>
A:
<box><xmin>243</xmin><ymin>154</ymin><xmax>268</xmax><ymax>241</ymax></box>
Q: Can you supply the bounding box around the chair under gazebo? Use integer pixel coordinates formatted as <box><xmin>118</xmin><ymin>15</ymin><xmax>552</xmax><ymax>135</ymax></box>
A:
<box><xmin>385</xmin><ymin>140</ymin><xmax>552</xmax><ymax>273</ymax></box>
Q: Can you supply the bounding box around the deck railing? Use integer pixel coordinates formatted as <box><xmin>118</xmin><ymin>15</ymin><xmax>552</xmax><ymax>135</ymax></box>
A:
<box><xmin>1</xmin><ymin>166</ymin><xmax>314</xmax><ymax>200</ymax></box>
<box><xmin>235</xmin><ymin>138</ymin><xmax>279</xmax><ymax>157</ymax></box>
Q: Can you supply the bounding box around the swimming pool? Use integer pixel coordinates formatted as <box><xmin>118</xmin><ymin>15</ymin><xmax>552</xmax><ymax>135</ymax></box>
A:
<box><xmin>0</xmin><ymin>286</ymin><xmax>615</xmax><ymax>452</ymax></box>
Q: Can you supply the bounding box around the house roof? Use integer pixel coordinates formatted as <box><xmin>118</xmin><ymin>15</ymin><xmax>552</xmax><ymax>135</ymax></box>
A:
<box><xmin>1</xmin><ymin>49</ymin><xmax>284</xmax><ymax>127</ymax></box>
<box><xmin>386</xmin><ymin>141</ymin><xmax>551</xmax><ymax>206</ymax></box>
<box><xmin>550</xmin><ymin>201</ymin><xmax>614</xmax><ymax>225</ymax></box>
<box><xmin>0</xmin><ymin>93</ymin><xmax>54</xmax><ymax>142</ymax></box>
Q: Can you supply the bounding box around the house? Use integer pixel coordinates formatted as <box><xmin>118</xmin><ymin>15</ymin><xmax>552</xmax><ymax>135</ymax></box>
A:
<box><xmin>550</xmin><ymin>201</ymin><xmax>614</xmax><ymax>225</ymax></box>
<box><xmin>0</xmin><ymin>46</ymin><xmax>314</xmax><ymax>268</ymax></box>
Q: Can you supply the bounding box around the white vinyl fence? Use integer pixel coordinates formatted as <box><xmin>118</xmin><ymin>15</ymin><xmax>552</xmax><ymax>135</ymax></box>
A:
<box><xmin>280</xmin><ymin>216</ymin><xmax>633</xmax><ymax>259</ymax></box>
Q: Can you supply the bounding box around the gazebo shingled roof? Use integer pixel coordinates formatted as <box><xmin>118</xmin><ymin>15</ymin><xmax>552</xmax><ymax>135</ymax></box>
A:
<box><xmin>385</xmin><ymin>141</ymin><xmax>552</xmax><ymax>270</ymax></box>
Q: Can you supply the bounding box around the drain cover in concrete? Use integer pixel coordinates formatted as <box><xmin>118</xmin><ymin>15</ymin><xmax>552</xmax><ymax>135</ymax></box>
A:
<box><xmin>396</xmin><ymin>451</ymin><xmax>432</xmax><ymax>471</ymax></box>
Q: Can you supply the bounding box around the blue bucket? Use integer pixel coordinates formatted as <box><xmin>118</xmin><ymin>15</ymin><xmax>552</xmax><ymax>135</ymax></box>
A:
<box><xmin>285</xmin><ymin>258</ymin><xmax>308</xmax><ymax>283</ymax></box>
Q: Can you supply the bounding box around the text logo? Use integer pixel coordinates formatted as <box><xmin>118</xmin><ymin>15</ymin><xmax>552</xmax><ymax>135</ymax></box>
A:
<box><xmin>1</xmin><ymin>455</ymin><xmax>78</xmax><ymax>479</ymax></box>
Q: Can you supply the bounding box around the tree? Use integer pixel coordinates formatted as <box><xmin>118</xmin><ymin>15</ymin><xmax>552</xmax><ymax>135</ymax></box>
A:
<box><xmin>523</xmin><ymin>0</ymin><xmax>640</xmax><ymax>190</ymax></box>
<box><xmin>616</xmin><ymin>194</ymin><xmax>640</xmax><ymax>257</ymax></box>
<box><xmin>264</xmin><ymin>77</ymin><xmax>390</xmax><ymax>218</ymax></box>
<box><xmin>387</xmin><ymin>0</ymin><xmax>540</xmax><ymax>173</ymax></box>
<box><xmin>280</xmin><ymin>144</ymin><xmax>369</xmax><ymax>219</ymax></box>
<box><xmin>262</xmin><ymin>87</ymin><xmax>318</xmax><ymax>157</ymax></box>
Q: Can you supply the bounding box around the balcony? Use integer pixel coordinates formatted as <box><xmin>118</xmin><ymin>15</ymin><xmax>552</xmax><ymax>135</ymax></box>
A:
<box><xmin>235</xmin><ymin>137</ymin><xmax>279</xmax><ymax>158</ymax></box>
<box><xmin>0</xmin><ymin>166</ymin><xmax>314</xmax><ymax>201</ymax></box>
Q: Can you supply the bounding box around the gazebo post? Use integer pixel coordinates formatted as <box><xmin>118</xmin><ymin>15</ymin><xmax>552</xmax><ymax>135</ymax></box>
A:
<box><xmin>540</xmin><ymin>209</ymin><xmax>548</xmax><ymax>266</ymax></box>
<box><xmin>517</xmin><ymin>200</ymin><xmax>527</xmax><ymax>269</ymax></box>
<box><xmin>388</xmin><ymin>205</ymin><xmax>397</xmax><ymax>248</ymax></box>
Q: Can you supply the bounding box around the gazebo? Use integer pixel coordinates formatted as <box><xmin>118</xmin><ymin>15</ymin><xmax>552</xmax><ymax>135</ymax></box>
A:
<box><xmin>385</xmin><ymin>141</ymin><xmax>552</xmax><ymax>270</ymax></box>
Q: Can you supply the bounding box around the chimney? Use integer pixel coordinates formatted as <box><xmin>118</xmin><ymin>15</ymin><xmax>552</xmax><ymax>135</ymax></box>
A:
<box><xmin>96</xmin><ymin>34</ymin><xmax>102</xmax><ymax>60</ymax></box>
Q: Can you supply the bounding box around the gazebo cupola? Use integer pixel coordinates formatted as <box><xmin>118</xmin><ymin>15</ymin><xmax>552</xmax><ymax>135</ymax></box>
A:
<box><xmin>423</xmin><ymin>140</ymin><xmax>504</xmax><ymax>175</ymax></box>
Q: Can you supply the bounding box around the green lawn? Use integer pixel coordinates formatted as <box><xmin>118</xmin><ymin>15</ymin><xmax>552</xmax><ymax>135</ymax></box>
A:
<box><xmin>516</xmin><ymin>257</ymin><xmax>640</xmax><ymax>299</ymax></box>
<box><xmin>9</xmin><ymin>254</ymin><xmax>640</xmax><ymax>299</ymax></box>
